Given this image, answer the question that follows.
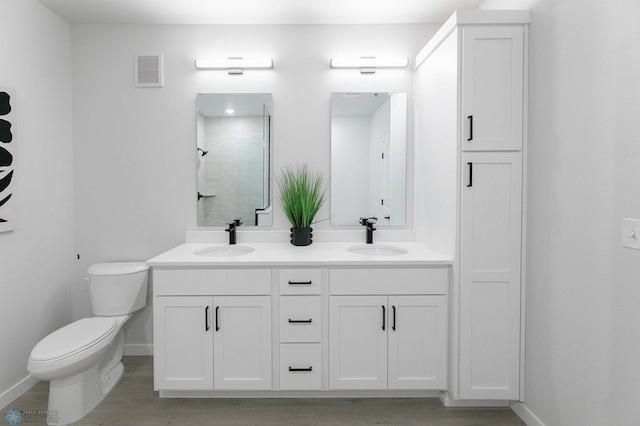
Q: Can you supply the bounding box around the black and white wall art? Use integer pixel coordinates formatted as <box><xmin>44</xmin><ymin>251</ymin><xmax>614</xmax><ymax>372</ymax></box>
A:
<box><xmin>0</xmin><ymin>88</ymin><xmax>15</xmax><ymax>232</ymax></box>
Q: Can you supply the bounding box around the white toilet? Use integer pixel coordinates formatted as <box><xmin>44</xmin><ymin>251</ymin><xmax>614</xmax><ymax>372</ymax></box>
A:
<box><xmin>27</xmin><ymin>262</ymin><xmax>149</xmax><ymax>425</ymax></box>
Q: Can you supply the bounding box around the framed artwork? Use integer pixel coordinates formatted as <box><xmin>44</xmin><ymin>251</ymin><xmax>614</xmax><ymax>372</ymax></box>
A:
<box><xmin>0</xmin><ymin>88</ymin><xmax>15</xmax><ymax>232</ymax></box>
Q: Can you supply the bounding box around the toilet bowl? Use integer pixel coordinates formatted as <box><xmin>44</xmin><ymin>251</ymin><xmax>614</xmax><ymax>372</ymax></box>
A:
<box><xmin>27</xmin><ymin>262</ymin><xmax>148</xmax><ymax>425</ymax></box>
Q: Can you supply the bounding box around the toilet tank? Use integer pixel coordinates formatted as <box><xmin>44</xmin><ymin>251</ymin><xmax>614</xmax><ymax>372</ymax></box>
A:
<box><xmin>87</xmin><ymin>262</ymin><xmax>149</xmax><ymax>316</ymax></box>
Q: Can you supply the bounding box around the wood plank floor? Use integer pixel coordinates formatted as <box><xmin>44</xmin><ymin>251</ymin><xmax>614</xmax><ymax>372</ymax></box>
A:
<box><xmin>3</xmin><ymin>357</ymin><xmax>525</xmax><ymax>425</ymax></box>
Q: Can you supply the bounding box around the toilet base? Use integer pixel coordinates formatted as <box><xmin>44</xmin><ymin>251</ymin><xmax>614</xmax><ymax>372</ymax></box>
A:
<box><xmin>45</xmin><ymin>331</ymin><xmax>125</xmax><ymax>425</ymax></box>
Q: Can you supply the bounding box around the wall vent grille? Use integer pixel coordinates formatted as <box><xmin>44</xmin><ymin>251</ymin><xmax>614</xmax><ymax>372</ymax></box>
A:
<box><xmin>135</xmin><ymin>54</ymin><xmax>164</xmax><ymax>87</ymax></box>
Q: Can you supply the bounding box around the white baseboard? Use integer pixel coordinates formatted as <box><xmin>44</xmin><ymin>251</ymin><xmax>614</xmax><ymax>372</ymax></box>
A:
<box><xmin>439</xmin><ymin>392</ymin><xmax>511</xmax><ymax>407</ymax></box>
<box><xmin>0</xmin><ymin>375</ymin><xmax>39</xmax><ymax>410</ymax></box>
<box><xmin>124</xmin><ymin>343</ymin><xmax>153</xmax><ymax>356</ymax></box>
<box><xmin>512</xmin><ymin>402</ymin><xmax>546</xmax><ymax>426</ymax></box>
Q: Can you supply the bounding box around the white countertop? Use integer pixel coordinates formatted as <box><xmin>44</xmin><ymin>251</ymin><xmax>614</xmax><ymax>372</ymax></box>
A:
<box><xmin>146</xmin><ymin>241</ymin><xmax>451</xmax><ymax>267</ymax></box>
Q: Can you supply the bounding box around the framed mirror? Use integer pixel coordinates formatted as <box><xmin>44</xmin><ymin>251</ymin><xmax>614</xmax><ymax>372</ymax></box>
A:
<box><xmin>330</xmin><ymin>92</ymin><xmax>407</xmax><ymax>227</ymax></box>
<box><xmin>196</xmin><ymin>93</ymin><xmax>272</xmax><ymax>227</ymax></box>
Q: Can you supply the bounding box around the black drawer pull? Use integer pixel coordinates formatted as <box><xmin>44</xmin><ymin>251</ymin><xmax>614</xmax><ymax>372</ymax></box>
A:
<box><xmin>288</xmin><ymin>366</ymin><xmax>313</xmax><ymax>372</ymax></box>
<box><xmin>288</xmin><ymin>319</ymin><xmax>313</xmax><ymax>323</ymax></box>
<box><xmin>288</xmin><ymin>280</ymin><xmax>312</xmax><ymax>285</ymax></box>
<box><xmin>215</xmin><ymin>306</ymin><xmax>220</xmax><ymax>331</ymax></box>
<box><xmin>467</xmin><ymin>162</ymin><xmax>473</xmax><ymax>188</ymax></box>
<box><xmin>467</xmin><ymin>115</ymin><xmax>473</xmax><ymax>141</ymax></box>
<box><xmin>382</xmin><ymin>305</ymin><xmax>386</xmax><ymax>331</ymax></box>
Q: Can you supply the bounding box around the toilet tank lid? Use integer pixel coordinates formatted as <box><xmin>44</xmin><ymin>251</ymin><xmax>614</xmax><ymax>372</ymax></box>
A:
<box><xmin>87</xmin><ymin>262</ymin><xmax>149</xmax><ymax>276</ymax></box>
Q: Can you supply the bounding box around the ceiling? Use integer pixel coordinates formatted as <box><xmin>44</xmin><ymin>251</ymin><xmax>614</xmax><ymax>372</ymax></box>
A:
<box><xmin>35</xmin><ymin>0</ymin><xmax>485</xmax><ymax>25</ymax></box>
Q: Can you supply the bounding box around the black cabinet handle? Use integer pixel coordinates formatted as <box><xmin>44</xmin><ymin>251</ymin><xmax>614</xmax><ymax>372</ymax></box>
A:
<box><xmin>382</xmin><ymin>305</ymin><xmax>386</xmax><ymax>331</ymax></box>
<box><xmin>467</xmin><ymin>162</ymin><xmax>473</xmax><ymax>187</ymax></box>
<box><xmin>288</xmin><ymin>319</ymin><xmax>313</xmax><ymax>323</ymax></box>
<box><xmin>215</xmin><ymin>306</ymin><xmax>220</xmax><ymax>331</ymax></box>
<box><xmin>467</xmin><ymin>115</ymin><xmax>473</xmax><ymax>141</ymax></box>
<box><xmin>288</xmin><ymin>280</ymin><xmax>312</xmax><ymax>285</ymax></box>
<box><xmin>205</xmin><ymin>306</ymin><xmax>210</xmax><ymax>331</ymax></box>
<box><xmin>288</xmin><ymin>366</ymin><xmax>313</xmax><ymax>372</ymax></box>
<box><xmin>392</xmin><ymin>305</ymin><xmax>396</xmax><ymax>331</ymax></box>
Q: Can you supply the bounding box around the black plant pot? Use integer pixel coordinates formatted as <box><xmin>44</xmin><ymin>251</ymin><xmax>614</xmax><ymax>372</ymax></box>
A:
<box><xmin>290</xmin><ymin>227</ymin><xmax>313</xmax><ymax>246</ymax></box>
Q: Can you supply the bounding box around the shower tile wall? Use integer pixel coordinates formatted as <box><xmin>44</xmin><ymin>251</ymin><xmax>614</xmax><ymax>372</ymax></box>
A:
<box><xmin>203</xmin><ymin>116</ymin><xmax>264</xmax><ymax>226</ymax></box>
<box><xmin>197</xmin><ymin>112</ymin><xmax>206</xmax><ymax>225</ymax></box>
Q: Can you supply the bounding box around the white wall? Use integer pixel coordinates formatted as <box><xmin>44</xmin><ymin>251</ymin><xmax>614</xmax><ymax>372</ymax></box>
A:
<box><xmin>0</xmin><ymin>0</ymin><xmax>73</xmax><ymax>406</ymax></box>
<box><xmin>71</xmin><ymin>24</ymin><xmax>438</xmax><ymax>348</ymax></box>
<box><xmin>480</xmin><ymin>0</ymin><xmax>640</xmax><ymax>424</ymax></box>
<box><xmin>331</xmin><ymin>116</ymin><xmax>370</xmax><ymax>224</ymax></box>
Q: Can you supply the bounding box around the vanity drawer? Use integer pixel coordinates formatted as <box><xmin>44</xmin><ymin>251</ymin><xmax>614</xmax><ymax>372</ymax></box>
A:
<box><xmin>329</xmin><ymin>268</ymin><xmax>448</xmax><ymax>295</ymax></box>
<box><xmin>153</xmin><ymin>268</ymin><xmax>271</xmax><ymax>296</ymax></box>
<box><xmin>279</xmin><ymin>343</ymin><xmax>322</xmax><ymax>390</ymax></box>
<box><xmin>278</xmin><ymin>269</ymin><xmax>322</xmax><ymax>295</ymax></box>
<box><xmin>279</xmin><ymin>296</ymin><xmax>322</xmax><ymax>343</ymax></box>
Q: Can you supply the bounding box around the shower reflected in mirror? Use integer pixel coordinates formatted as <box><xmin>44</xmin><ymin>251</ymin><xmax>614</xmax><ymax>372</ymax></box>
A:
<box><xmin>196</xmin><ymin>93</ymin><xmax>272</xmax><ymax>227</ymax></box>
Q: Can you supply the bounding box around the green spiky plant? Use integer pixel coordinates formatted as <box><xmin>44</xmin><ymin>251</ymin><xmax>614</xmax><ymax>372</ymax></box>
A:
<box><xmin>277</xmin><ymin>164</ymin><xmax>327</xmax><ymax>229</ymax></box>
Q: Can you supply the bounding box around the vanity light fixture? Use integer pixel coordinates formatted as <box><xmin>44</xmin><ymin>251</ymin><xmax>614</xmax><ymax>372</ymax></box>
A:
<box><xmin>194</xmin><ymin>57</ymin><xmax>274</xmax><ymax>75</ymax></box>
<box><xmin>329</xmin><ymin>56</ymin><xmax>409</xmax><ymax>74</ymax></box>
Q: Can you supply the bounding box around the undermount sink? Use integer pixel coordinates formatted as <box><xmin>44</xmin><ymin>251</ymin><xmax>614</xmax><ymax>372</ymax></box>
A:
<box><xmin>347</xmin><ymin>245</ymin><xmax>408</xmax><ymax>257</ymax></box>
<box><xmin>194</xmin><ymin>246</ymin><xmax>255</xmax><ymax>257</ymax></box>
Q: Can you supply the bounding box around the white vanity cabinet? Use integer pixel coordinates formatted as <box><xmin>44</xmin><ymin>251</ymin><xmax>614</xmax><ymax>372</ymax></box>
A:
<box><xmin>153</xmin><ymin>269</ymin><xmax>272</xmax><ymax>392</ymax></box>
<box><xmin>328</xmin><ymin>268</ymin><xmax>448</xmax><ymax>391</ymax></box>
<box><xmin>459</xmin><ymin>151</ymin><xmax>523</xmax><ymax>400</ymax></box>
<box><xmin>414</xmin><ymin>10</ymin><xmax>529</xmax><ymax>401</ymax></box>
<box><xmin>461</xmin><ymin>26</ymin><xmax>524</xmax><ymax>152</ymax></box>
<box><xmin>147</xmin><ymin>242</ymin><xmax>452</xmax><ymax>397</ymax></box>
<box><xmin>153</xmin><ymin>296</ymin><xmax>213</xmax><ymax>390</ymax></box>
<box><xmin>278</xmin><ymin>268</ymin><xmax>323</xmax><ymax>390</ymax></box>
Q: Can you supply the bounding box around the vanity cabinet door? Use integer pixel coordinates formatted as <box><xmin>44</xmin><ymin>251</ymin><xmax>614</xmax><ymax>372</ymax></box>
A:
<box><xmin>213</xmin><ymin>296</ymin><xmax>272</xmax><ymax>390</ymax></box>
<box><xmin>153</xmin><ymin>296</ymin><xmax>214</xmax><ymax>390</ymax></box>
<box><xmin>461</xmin><ymin>26</ymin><xmax>524</xmax><ymax>151</ymax></box>
<box><xmin>459</xmin><ymin>151</ymin><xmax>522</xmax><ymax>399</ymax></box>
<box><xmin>387</xmin><ymin>295</ymin><xmax>447</xmax><ymax>390</ymax></box>
<box><xmin>329</xmin><ymin>295</ymin><xmax>388</xmax><ymax>390</ymax></box>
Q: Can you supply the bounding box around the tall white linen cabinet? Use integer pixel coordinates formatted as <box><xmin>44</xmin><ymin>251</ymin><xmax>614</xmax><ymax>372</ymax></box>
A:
<box><xmin>414</xmin><ymin>10</ymin><xmax>530</xmax><ymax>402</ymax></box>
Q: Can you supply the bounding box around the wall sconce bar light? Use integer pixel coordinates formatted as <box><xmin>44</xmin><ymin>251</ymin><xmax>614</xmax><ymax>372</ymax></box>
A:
<box><xmin>330</xmin><ymin>56</ymin><xmax>409</xmax><ymax>74</ymax></box>
<box><xmin>194</xmin><ymin>57</ymin><xmax>274</xmax><ymax>75</ymax></box>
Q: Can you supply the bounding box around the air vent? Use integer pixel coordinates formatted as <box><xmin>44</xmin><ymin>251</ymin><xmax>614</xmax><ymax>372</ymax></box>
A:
<box><xmin>135</xmin><ymin>54</ymin><xmax>164</xmax><ymax>88</ymax></box>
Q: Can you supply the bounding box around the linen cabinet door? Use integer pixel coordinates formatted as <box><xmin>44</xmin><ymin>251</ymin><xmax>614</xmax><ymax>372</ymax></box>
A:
<box><xmin>387</xmin><ymin>295</ymin><xmax>447</xmax><ymax>390</ymax></box>
<box><xmin>213</xmin><ymin>296</ymin><xmax>272</xmax><ymax>390</ymax></box>
<box><xmin>461</xmin><ymin>26</ymin><xmax>524</xmax><ymax>151</ymax></box>
<box><xmin>153</xmin><ymin>296</ymin><xmax>214</xmax><ymax>390</ymax></box>
<box><xmin>329</xmin><ymin>295</ymin><xmax>388</xmax><ymax>390</ymax></box>
<box><xmin>459</xmin><ymin>151</ymin><xmax>522</xmax><ymax>399</ymax></box>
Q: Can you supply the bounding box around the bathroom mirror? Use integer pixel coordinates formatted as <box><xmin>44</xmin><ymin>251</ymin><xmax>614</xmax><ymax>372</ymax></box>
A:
<box><xmin>330</xmin><ymin>92</ymin><xmax>407</xmax><ymax>227</ymax></box>
<box><xmin>196</xmin><ymin>93</ymin><xmax>272</xmax><ymax>227</ymax></box>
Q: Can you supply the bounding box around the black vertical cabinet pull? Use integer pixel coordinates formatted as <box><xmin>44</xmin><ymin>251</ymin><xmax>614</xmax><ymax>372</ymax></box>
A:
<box><xmin>392</xmin><ymin>306</ymin><xmax>396</xmax><ymax>331</ymax></box>
<box><xmin>382</xmin><ymin>305</ymin><xmax>386</xmax><ymax>331</ymax></box>
<box><xmin>215</xmin><ymin>306</ymin><xmax>220</xmax><ymax>331</ymax></box>
<box><xmin>467</xmin><ymin>162</ymin><xmax>473</xmax><ymax>187</ymax></box>
<box><xmin>205</xmin><ymin>306</ymin><xmax>210</xmax><ymax>331</ymax></box>
<box><xmin>467</xmin><ymin>115</ymin><xmax>473</xmax><ymax>141</ymax></box>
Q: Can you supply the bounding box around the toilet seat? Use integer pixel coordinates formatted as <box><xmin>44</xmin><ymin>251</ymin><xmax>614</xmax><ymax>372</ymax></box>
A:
<box><xmin>30</xmin><ymin>317</ymin><xmax>118</xmax><ymax>363</ymax></box>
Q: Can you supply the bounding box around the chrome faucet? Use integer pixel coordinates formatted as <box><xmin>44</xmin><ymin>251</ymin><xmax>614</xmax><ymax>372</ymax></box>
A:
<box><xmin>225</xmin><ymin>218</ymin><xmax>242</xmax><ymax>245</ymax></box>
<box><xmin>359</xmin><ymin>217</ymin><xmax>377</xmax><ymax>244</ymax></box>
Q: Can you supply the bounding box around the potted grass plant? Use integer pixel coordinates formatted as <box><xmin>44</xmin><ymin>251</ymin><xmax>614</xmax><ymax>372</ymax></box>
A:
<box><xmin>276</xmin><ymin>164</ymin><xmax>327</xmax><ymax>246</ymax></box>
